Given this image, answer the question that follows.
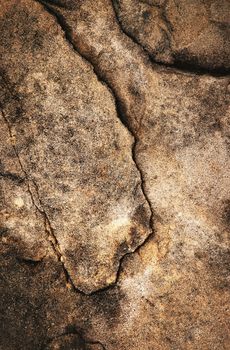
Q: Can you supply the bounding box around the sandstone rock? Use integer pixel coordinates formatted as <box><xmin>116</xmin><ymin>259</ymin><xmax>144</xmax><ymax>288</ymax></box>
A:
<box><xmin>0</xmin><ymin>114</ymin><xmax>48</xmax><ymax>262</ymax></box>
<box><xmin>0</xmin><ymin>0</ymin><xmax>151</xmax><ymax>295</ymax></box>
<box><xmin>1</xmin><ymin>0</ymin><xmax>229</xmax><ymax>349</ymax></box>
<box><xmin>114</xmin><ymin>0</ymin><xmax>230</xmax><ymax>72</ymax></box>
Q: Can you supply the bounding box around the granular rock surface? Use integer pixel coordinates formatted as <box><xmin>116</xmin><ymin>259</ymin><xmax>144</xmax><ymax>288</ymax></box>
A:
<box><xmin>0</xmin><ymin>1</ymin><xmax>229</xmax><ymax>349</ymax></box>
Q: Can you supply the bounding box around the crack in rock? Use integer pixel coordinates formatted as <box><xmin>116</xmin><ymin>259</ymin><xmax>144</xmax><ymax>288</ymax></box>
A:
<box><xmin>0</xmin><ymin>107</ymin><xmax>76</xmax><ymax>291</ymax></box>
<box><xmin>34</xmin><ymin>0</ymin><xmax>155</xmax><ymax>293</ymax></box>
<box><xmin>112</xmin><ymin>0</ymin><xmax>230</xmax><ymax>76</ymax></box>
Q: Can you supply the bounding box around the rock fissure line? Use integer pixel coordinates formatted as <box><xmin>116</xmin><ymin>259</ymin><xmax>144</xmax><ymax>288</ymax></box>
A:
<box><xmin>35</xmin><ymin>0</ymin><xmax>155</xmax><ymax>290</ymax></box>
<box><xmin>112</xmin><ymin>0</ymin><xmax>230</xmax><ymax>77</ymax></box>
<box><xmin>0</xmin><ymin>107</ymin><xmax>77</xmax><ymax>292</ymax></box>
<box><xmin>1</xmin><ymin>103</ymin><xmax>111</xmax><ymax>297</ymax></box>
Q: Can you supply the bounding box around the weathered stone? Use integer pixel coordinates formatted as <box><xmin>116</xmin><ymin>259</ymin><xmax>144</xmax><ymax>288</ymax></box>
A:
<box><xmin>1</xmin><ymin>0</ymin><xmax>229</xmax><ymax>349</ymax></box>
<box><xmin>0</xmin><ymin>0</ymin><xmax>151</xmax><ymax>294</ymax></box>
<box><xmin>114</xmin><ymin>0</ymin><xmax>230</xmax><ymax>72</ymax></box>
<box><xmin>0</xmin><ymin>116</ymin><xmax>48</xmax><ymax>263</ymax></box>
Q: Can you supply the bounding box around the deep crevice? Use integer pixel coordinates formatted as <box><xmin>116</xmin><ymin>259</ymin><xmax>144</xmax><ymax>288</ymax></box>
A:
<box><xmin>112</xmin><ymin>0</ymin><xmax>230</xmax><ymax>77</ymax></box>
<box><xmin>161</xmin><ymin>57</ymin><xmax>230</xmax><ymax>77</ymax></box>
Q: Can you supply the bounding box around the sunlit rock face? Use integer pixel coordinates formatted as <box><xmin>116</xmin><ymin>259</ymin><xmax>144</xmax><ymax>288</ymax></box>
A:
<box><xmin>0</xmin><ymin>1</ymin><xmax>229</xmax><ymax>349</ymax></box>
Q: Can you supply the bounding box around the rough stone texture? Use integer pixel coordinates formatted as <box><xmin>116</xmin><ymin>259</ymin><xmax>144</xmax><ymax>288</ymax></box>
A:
<box><xmin>114</xmin><ymin>0</ymin><xmax>230</xmax><ymax>72</ymax></box>
<box><xmin>0</xmin><ymin>0</ymin><xmax>230</xmax><ymax>349</ymax></box>
<box><xmin>0</xmin><ymin>0</ymin><xmax>151</xmax><ymax>294</ymax></box>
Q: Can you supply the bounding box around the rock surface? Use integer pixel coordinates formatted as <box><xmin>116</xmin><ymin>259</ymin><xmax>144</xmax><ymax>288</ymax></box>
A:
<box><xmin>0</xmin><ymin>0</ymin><xmax>151</xmax><ymax>294</ymax></box>
<box><xmin>0</xmin><ymin>0</ymin><xmax>229</xmax><ymax>349</ymax></box>
<box><xmin>114</xmin><ymin>0</ymin><xmax>230</xmax><ymax>72</ymax></box>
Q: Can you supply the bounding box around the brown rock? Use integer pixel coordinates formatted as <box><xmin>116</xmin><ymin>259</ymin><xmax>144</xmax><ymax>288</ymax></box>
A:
<box><xmin>114</xmin><ymin>0</ymin><xmax>230</xmax><ymax>72</ymax></box>
<box><xmin>0</xmin><ymin>0</ymin><xmax>151</xmax><ymax>294</ymax></box>
<box><xmin>0</xmin><ymin>0</ymin><xmax>229</xmax><ymax>349</ymax></box>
